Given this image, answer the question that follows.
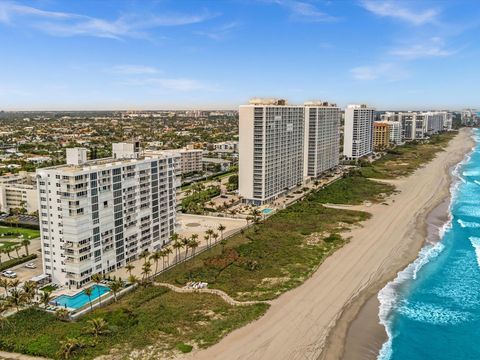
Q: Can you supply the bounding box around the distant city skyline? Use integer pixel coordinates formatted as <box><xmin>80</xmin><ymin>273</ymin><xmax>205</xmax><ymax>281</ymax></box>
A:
<box><xmin>1</xmin><ymin>0</ymin><xmax>480</xmax><ymax>110</ymax></box>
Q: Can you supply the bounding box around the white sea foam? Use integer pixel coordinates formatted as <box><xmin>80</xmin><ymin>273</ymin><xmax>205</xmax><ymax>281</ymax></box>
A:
<box><xmin>396</xmin><ymin>301</ymin><xmax>472</xmax><ymax>325</ymax></box>
<box><xmin>456</xmin><ymin>206</ymin><xmax>480</xmax><ymax>218</ymax></box>
<box><xmin>457</xmin><ymin>219</ymin><xmax>480</xmax><ymax>228</ymax></box>
<box><xmin>469</xmin><ymin>237</ymin><xmax>480</xmax><ymax>268</ymax></box>
<box><xmin>377</xmin><ymin>242</ymin><xmax>445</xmax><ymax>360</ymax></box>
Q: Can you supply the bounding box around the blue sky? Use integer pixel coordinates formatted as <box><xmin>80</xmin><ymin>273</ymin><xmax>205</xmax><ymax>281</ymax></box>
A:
<box><xmin>0</xmin><ymin>0</ymin><xmax>479</xmax><ymax>110</ymax></box>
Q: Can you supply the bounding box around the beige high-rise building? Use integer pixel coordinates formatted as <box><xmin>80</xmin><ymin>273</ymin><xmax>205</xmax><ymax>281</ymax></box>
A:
<box><xmin>373</xmin><ymin>121</ymin><xmax>390</xmax><ymax>150</ymax></box>
<box><xmin>304</xmin><ymin>102</ymin><xmax>340</xmax><ymax>178</ymax></box>
<box><xmin>239</xmin><ymin>99</ymin><xmax>305</xmax><ymax>205</ymax></box>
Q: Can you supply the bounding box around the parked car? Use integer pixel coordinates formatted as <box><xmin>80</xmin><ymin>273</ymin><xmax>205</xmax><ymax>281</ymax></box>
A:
<box><xmin>24</xmin><ymin>262</ymin><xmax>36</xmax><ymax>269</ymax></box>
<box><xmin>1</xmin><ymin>270</ymin><xmax>17</xmax><ymax>278</ymax></box>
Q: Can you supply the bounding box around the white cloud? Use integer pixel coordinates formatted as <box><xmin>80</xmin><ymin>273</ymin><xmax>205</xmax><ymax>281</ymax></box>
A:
<box><xmin>350</xmin><ymin>63</ymin><xmax>409</xmax><ymax>81</ymax></box>
<box><xmin>195</xmin><ymin>22</ymin><xmax>240</xmax><ymax>41</ymax></box>
<box><xmin>109</xmin><ymin>65</ymin><xmax>160</xmax><ymax>75</ymax></box>
<box><xmin>360</xmin><ymin>0</ymin><xmax>439</xmax><ymax>25</ymax></box>
<box><xmin>390</xmin><ymin>37</ymin><xmax>455</xmax><ymax>59</ymax></box>
<box><xmin>0</xmin><ymin>1</ymin><xmax>216</xmax><ymax>39</ymax></box>
<box><xmin>266</xmin><ymin>0</ymin><xmax>337</xmax><ymax>22</ymax></box>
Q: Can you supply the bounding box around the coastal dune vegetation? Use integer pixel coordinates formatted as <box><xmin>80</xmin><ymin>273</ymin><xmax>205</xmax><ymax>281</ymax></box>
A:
<box><xmin>0</xmin><ymin>132</ymin><xmax>456</xmax><ymax>359</ymax></box>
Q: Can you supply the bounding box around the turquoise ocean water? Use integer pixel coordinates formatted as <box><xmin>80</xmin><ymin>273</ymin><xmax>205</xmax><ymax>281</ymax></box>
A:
<box><xmin>377</xmin><ymin>129</ymin><xmax>480</xmax><ymax>360</ymax></box>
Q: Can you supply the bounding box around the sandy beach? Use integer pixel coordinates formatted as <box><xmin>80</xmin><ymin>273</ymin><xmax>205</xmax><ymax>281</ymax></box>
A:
<box><xmin>181</xmin><ymin>128</ymin><xmax>474</xmax><ymax>360</ymax></box>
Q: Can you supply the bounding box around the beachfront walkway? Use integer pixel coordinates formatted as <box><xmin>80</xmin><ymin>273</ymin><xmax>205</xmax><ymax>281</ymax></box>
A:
<box><xmin>154</xmin><ymin>282</ymin><xmax>268</xmax><ymax>307</ymax></box>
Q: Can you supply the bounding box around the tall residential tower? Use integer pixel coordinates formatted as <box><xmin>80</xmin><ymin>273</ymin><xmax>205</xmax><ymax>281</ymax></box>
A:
<box><xmin>343</xmin><ymin>104</ymin><xmax>374</xmax><ymax>159</ymax></box>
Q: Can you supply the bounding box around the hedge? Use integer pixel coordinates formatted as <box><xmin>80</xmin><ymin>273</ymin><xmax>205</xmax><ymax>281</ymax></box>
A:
<box><xmin>0</xmin><ymin>254</ymin><xmax>37</xmax><ymax>272</ymax></box>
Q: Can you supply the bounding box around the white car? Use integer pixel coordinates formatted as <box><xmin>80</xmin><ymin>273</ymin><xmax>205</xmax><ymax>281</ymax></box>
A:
<box><xmin>24</xmin><ymin>262</ymin><xmax>36</xmax><ymax>269</ymax></box>
<box><xmin>1</xmin><ymin>270</ymin><xmax>17</xmax><ymax>278</ymax></box>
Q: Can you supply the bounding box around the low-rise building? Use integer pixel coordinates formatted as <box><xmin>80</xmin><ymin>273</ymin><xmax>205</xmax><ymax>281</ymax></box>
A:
<box><xmin>0</xmin><ymin>172</ymin><xmax>38</xmax><ymax>214</ymax></box>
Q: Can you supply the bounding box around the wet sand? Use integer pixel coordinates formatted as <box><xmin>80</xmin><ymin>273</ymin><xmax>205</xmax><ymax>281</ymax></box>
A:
<box><xmin>341</xmin><ymin>198</ymin><xmax>451</xmax><ymax>360</ymax></box>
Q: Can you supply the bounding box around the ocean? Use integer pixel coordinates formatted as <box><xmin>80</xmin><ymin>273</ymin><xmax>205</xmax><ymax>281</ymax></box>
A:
<box><xmin>377</xmin><ymin>129</ymin><xmax>480</xmax><ymax>360</ymax></box>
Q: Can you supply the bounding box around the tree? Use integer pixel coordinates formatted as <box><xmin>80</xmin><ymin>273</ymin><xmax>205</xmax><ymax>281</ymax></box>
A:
<box><xmin>212</xmin><ymin>232</ymin><xmax>219</xmax><ymax>244</ymax></box>
<box><xmin>150</xmin><ymin>251</ymin><xmax>162</xmax><ymax>275</ymax></box>
<box><xmin>56</xmin><ymin>308</ymin><xmax>70</xmax><ymax>321</ymax></box>
<box><xmin>164</xmin><ymin>247</ymin><xmax>173</xmax><ymax>267</ymax></box>
<box><xmin>3</xmin><ymin>245</ymin><xmax>12</xmax><ymax>259</ymax></box>
<box><xmin>21</xmin><ymin>238</ymin><xmax>31</xmax><ymax>256</ymax></box>
<box><xmin>91</xmin><ymin>273</ymin><xmax>103</xmax><ymax>306</ymax></box>
<box><xmin>181</xmin><ymin>237</ymin><xmax>190</xmax><ymax>260</ymax></box>
<box><xmin>85</xmin><ymin>317</ymin><xmax>110</xmax><ymax>338</ymax></box>
<box><xmin>139</xmin><ymin>249</ymin><xmax>150</xmax><ymax>264</ymax></box>
<box><xmin>57</xmin><ymin>337</ymin><xmax>82</xmax><ymax>359</ymax></box>
<box><xmin>125</xmin><ymin>263</ymin><xmax>135</xmax><ymax>276</ymax></box>
<box><xmin>189</xmin><ymin>239</ymin><xmax>199</xmax><ymax>257</ymax></box>
<box><xmin>250</xmin><ymin>208</ymin><xmax>261</xmax><ymax>224</ymax></box>
<box><xmin>205</xmin><ymin>228</ymin><xmax>214</xmax><ymax>246</ymax></box>
<box><xmin>128</xmin><ymin>274</ymin><xmax>139</xmax><ymax>285</ymax></box>
<box><xmin>22</xmin><ymin>280</ymin><xmax>37</xmax><ymax>305</ymax></box>
<box><xmin>13</xmin><ymin>245</ymin><xmax>21</xmax><ymax>258</ymax></box>
<box><xmin>220</xmin><ymin>239</ymin><xmax>227</xmax><ymax>253</ymax></box>
<box><xmin>172</xmin><ymin>240</ymin><xmax>183</xmax><ymax>263</ymax></box>
<box><xmin>141</xmin><ymin>261</ymin><xmax>152</xmax><ymax>282</ymax></box>
<box><xmin>0</xmin><ymin>278</ymin><xmax>8</xmax><ymax>294</ymax></box>
<box><xmin>40</xmin><ymin>290</ymin><xmax>52</xmax><ymax>308</ymax></box>
<box><xmin>217</xmin><ymin>224</ymin><xmax>226</xmax><ymax>241</ymax></box>
<box><xmin>204</xmin><ymin>234</ymin><xmax>211</xmax><ymax>248</ymax></box>
<box><xmin>84</xmin><ymin>287</ymin><xmax>93</xmax><ymax>310</ymax></box>
<box><xmin>109</xmin><ymin>279</ymin><xmax>123</xmax><ymax>302</ymax></box>
<box><xmin>8</xmin><ymin>287</ymin><xmax>26</xmax><ymax>311</ymax></box>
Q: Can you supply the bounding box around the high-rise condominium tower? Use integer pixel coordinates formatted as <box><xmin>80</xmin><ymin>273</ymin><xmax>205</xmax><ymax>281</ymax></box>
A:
<box><xmin>37</xmin><ymin>143</ymin><xmax>178</xmax><ymax>288</ymax></box>
<box><xmin>239</xmin><ymin>99</ymin><xmax>305</xmax><ymax>205</ymax></box>
<box><xmin>304</xmin><ymin>102</ymin><xmax>341</xmax><ymax>178</ymax></box>
<box><xmin>343</xmin><ymin>104</ymin><xmax>374</xmax><ymax>159</ymax></box>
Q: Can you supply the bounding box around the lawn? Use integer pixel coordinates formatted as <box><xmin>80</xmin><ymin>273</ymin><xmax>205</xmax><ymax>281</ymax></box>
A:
<box><xmin>359</xmin><ymin>131</ymin><xmax>457</xmax><ymax>179</ymax></box>
<box><xmin>0</xmin><ymin>226</ymin><xmax>40</xmax><ymax>239</ymax></box>
<box><xmin>0</xmin><ymin>287</ymin><xmax>268</xmax><ymax>360</ymax></box>
<box><xmin>160</xmin><ymin>175</ymin><xmax>393</xmax><ymax>301</ymax></box>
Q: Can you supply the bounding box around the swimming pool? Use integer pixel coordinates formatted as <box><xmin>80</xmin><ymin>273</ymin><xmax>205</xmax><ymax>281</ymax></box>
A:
<box><xmin>261</xmin><ymin>208</ymin><xmax>273</xmax><ymax>215</ymax></box>
<box><xmin>53</xmin><ymin>285</ymin><xmax>110</xmax><ymax>309</ymax></box>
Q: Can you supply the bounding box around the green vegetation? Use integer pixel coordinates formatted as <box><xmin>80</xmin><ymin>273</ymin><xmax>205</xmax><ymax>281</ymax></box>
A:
<box><xmin>226</xmin><ymin>174</ymin><xmax>239</xmax><ymax>191</ymax></box>
<box><xmin>360</xmin><ymin>132</ymin><xmax>457</xmax><ymax>179</ymax></box>
<box><xmin>182</xmin><ymin>185</ymin><xmax>221</xmax><ymax>214</ymax></box>
<box><xmin>313</xmin><ymin>174</ymin><xmax>394</xmax><ymax>205</ymax></box>
<box><xmin>0</xmin><ymin>254</ymin><xmax>37</xmax><ymax>272</ymax></box>
<box><xmin>162</xmin><ymin>175</ymin><xmax>392</xmax><ymax>301</ymax></box>
<box><xmin>0</xmin><ymin>226</ymin><xmax>40</xmax><ymax>239</ymax></box>
<box><xmin>0</xmin><ymin>287</ymin><xmax>268</xmax><ymax>359</ymax></box>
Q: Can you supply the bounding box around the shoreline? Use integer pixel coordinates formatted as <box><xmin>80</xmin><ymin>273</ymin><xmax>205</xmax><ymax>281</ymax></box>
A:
<box><xmin>340</xmin><ymin>198</ymin><xmax>450</xmax><ymax>360</ymax></box>
<box><xmin>322</xmin><ymin>128</ymin><xmax>474</xmax><ymax>360</ymax></box>
<box><xmin>180</xmin><ymin>129</ymin><xmax>474</xmax><ymax>360</ymax></box>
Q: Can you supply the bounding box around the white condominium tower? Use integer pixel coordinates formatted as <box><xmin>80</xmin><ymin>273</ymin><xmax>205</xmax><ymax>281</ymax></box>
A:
<box><xmin>304</xmin><ymin>102</ymin><xmax>340</xmax><ymax>178</ymax></box>
<box><xmin>343</xmin><ymin>104</ymin><xmax>374</xmax><ymax>159</ymax></box>
<box><xmin>239</xmin><ymin>99</ymin><xmax>305</xmax><ymax>205</ymax></box>
<box><xmin>37</xmin><ymin>143</ymin><xmax>178</xmax><ymax>288</ymax></box>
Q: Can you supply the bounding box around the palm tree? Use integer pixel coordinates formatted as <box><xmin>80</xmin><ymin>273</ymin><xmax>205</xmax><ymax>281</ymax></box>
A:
<box><xmin>141</xmin><ymin>261</ymin><xmax>152</xmax><ymax>281</ymax></box>
<box><xmin>217</xmin><ymin>224</ymin><xmax>226</xmax><ymax>241</ymax></box>
<box><xmin>205</xmin><ymin>228</ymin><xmax>214</xmax><ymax>246</ymax></box>
<box><xmin>164</xmin><ymin>247</ymin><xmax>173</xmax><ymax>267</ymax></box>
<box><xmin>170</xmin><ymin>232</ymin><xmax>179</xmax><ymax>244</ymax></box>
<box><xmin>3</xmin><ymin>245</ymin><xmax>12</xmax><ymax>259</ymax></box>
<box><xmin>189</xmin><ymin>239</ymin><xmax>199</xmax><ymax>257</ymax></box>
<box><xmin>13</xmin><ymin>245</ymin><xmax>21</xmax><ymax>258</ymax></box>
<box><xmin>181</xmin><ymin>237</ymin><xmax>190</xmax><ymax>260</ymax></box>
<box><xmin>250</xmin><ymin>208</ymin><xmax>261</xmax><ymax>224</ymax></box>
<box><xmin>91</xmin><ymin>273</ymin><xmax>103</xmax><ymax>306</ymax></box>
<box><xmin>9</xmin><ymin>279</ymin><xmax>19</xmax><ymax>290</ymax></box>
<box><xmin>172</xmin><ymin>240</ymin><xmax>183</xmax><ymax>263</ymax></box>
<box><xmin>139</xmin><ymin>249</ymin><xmax>150</xmax><ymax>264</ymax></box>
<box><xmin>22</xmin><ymin>280</ymin><xmax>37</xmax><ymax>305</ymax></box>
<box><xmin>212</xmin><ymin>232</ymin><xmax>219</xmax><ymax>244</ymax></box>
<box><xmin>40</xmin><ymin>290</ymin><xmax>52</xmax><ymax>308</ymax></box>
<box><xmin>8</xmin><ymin>287</ymin><xmax>25</xmax><ymax>311</ymax></box>
<box><xmin>150</xmin><ymin>251</ymin><xmax>162</xmax><ymax>275</ymax></box>
<box><xmin>0</xmin><ymin>278</ymin><xmax>8</xmax><ymax>294</ymax></box>
<box><xmin>57</xmin><ymin>337</ymin><xmax>82</xmax><ymax>359</ymax></box>
<box><xmin>128</xmin><ymin>274</ymin><xmax>139</xmax><ymax>285</ymax></box>
<box><xmin>204</xmin><ymin>234</ymin><xmax>211</xmax><ymax>248</ymax></box>
<box><xmin>21</xmin><ymin>239</ymin><xmax>31</xmax><ymax>256</ymax></box>
<box><xmin>125</xmin><ymin>263</ymin><xmax>135</xmax><ymax>276</ymax></box>
<box><xmin>55</xmin><ymin>308</ymin><xmax>70</xmax><ymax>321</ymax></box>
<box><xmin>85</xmin><ymin>317</ymin><xmax>109</xmax><ymax>338</ymax></box>
<box><xmin>109</xmin><ymin>279</ymin><xmax>123</xmax><ymax>302</ymax></box>
<box><xmin>84</xmin><ymin>287</ymin><xmax>93</xmax><ymax>310</ymax></box>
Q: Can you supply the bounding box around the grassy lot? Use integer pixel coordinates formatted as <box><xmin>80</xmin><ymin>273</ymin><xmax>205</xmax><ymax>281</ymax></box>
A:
<box><xmin>0</xmin><ymin>287</ymin><xmax>268</xmax><ymax>360</ymax></box>
<box><xmin>161</xmin><ymin>175</ymin><xmax>394</xmax><ymax>301</ymax></box>
<box><xmin>359</xmin><ymin>131</ymin><xmax>457</xmax><ymax>179</ymax></box>
<box><xmin>0</xmin><ymin>226</ymin><xmax>40</xmax><ymax>239</ymax></box>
